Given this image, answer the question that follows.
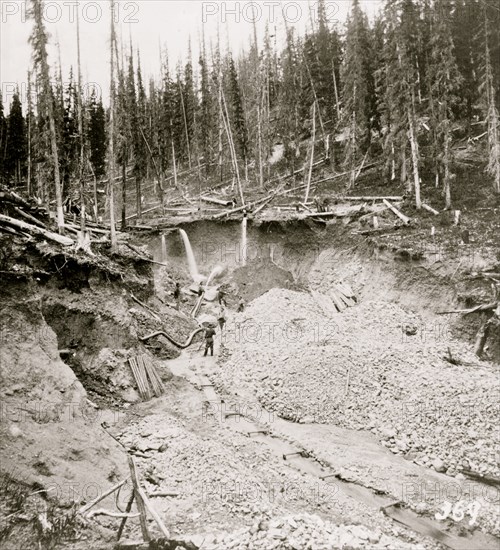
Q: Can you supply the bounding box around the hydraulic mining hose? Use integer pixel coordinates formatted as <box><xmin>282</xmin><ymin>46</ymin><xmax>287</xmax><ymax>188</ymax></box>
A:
<box><xmin>140</xmin><ymin>327</ymin><xmax>204</xmax><ymax>349</ymax></box>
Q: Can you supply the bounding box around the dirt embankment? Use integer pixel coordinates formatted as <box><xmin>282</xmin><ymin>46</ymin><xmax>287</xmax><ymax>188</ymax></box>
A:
<box><xmin>0</xmin><ymin>236</ymin><xmax>199</xmax><ymax>548</ymax></box>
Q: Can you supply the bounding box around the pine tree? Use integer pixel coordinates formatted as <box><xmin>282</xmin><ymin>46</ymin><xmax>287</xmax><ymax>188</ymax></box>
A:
<box><xmin>479</xmin><ymin>9</ymin><xmax>500</xmax><ymax>194</ymax></box>
<box><xmin>379</xmin><ymin>0</ymin><xmax>422</xmax><ymax>208</ymax></box>
<box><xmin>28</xmin><ymin>0</ymin><xmax>65</xmax><ymax>229</ymax></box>
<box><xmin>135</xmin><ymin>52</ymin><xmax>147</xmax><ymax>216</ymax></box>
<box><xmin>227</xmin><ymin>55</ymin><xmax>248</xmax><ymax>169</ymax></box>
<box><xmin>279</xmin><ymin>27</ymin><xmax>302</xmax><ymax>177</ymax></box>
<box><xmin>87</xmin><ymin>90</ymin><xmax>106</xmax><ymax>178</ymax></box>
<box><xmin>60</xmin><ymin>69</ymin><xmax>78</xmax><ymax>197</ymax></box>
<box><xmin>451</xmin><ymin>0</ymin><xmax>481</xmax><ymax>132</ymax></box>
<box><xmin>341</xmin><ymin>0</ymin><xmax>374</xmax><ymax>185</ymax></box>
<box><xmin>182</xmin><ymin>42</ymin><xmax>196</xmax><ymax>168</ymax></box>
<box><xmin>428</xmin><ymin>0</ymin><xmax>462</xmax><ymax>208</ymax></box>
<box><xmin>198</xmin><ymin>30</ymin><xmax>216</xmax><ymax>177</ymax></box>
<box><xmin>5</xmin><ymin>92</ymin><xmax>27</xmax><ymax>185</ymax></box>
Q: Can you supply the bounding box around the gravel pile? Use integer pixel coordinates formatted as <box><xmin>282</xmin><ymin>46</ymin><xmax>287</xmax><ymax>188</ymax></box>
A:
<box><xmin>203</xmin><ymin>513</ymin><xmax>425</xmax><ymax>550</ymax></box>
<box><xmin>216</xmin><ymin>289</ymin><xmax>499</xmax><ymax>477</ymax></box>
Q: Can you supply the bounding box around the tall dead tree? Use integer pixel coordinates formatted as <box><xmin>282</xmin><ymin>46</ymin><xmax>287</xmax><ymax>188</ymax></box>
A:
<box><xmin>76</xmin><ymin>6</ymin><xmax>86</xmax><ymax>234</ymax></box>
<box><xmin>108</xmin><ymin>0</ymin><xmax>117</xmax><ymax>249</ymax></box>
<box><xmin>28</xmin><ymin>0</ymin><xmax>64</xmax><ymax>231</ymax></box>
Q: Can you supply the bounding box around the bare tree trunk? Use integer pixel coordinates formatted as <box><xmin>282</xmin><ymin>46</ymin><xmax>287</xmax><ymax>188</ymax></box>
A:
<box><xmin>408</xmin><ymin>103</ymin><xmax>421</xmax><ymax>209</ymax></box>
<box><xmin>172</xmin><ymin>141</ymin><xmax>178</xmax><ymax>189</ymax></box>
<box><xmin>304</xmin><ymin>102</ymin><xmax>316</xmax><ymax>204</ymax></box>
<box><xmin>76</xmin><ymin>7</ymin><xmax>86</xmax><ymax>235</ymax></box>
<box><xmin>108</xmin><ymin>0</ymin><xmax>117</xmax><ymax>250</ymax></box>
<box><xmin>136</xmin><ymin>175</ymin><xmax>142</xmax><ymax>220</ymax></box>
<box><xmin>218</xmin><ymin>84</ymin><xmax>223</xmax><ymax>183</ymax></box>
<box><xmin>257</xmin><ymin>104</ymin><xmax>264</xmax><ymax>189</ymax></box>
<box><xmin>332</xmin><ymin>63</ymin><xmax>341</xmax><ymax>123</ymax></box>
<box><xmin>27</xmin><ymin>71</ymin><xmax>32</xmax><ymax>196</ymax></box>
<box><xmin>220</xmin><ymin>78</ymin><xmax>245</xmax><ymax>205</ymax></box>
<box><xmin>87</xmin><ymin>157</ymin><xmax>99</xmax><ymax>221</ymax></box>
<box><xmin>178</xmin><ymin>81</ymin><xmax>192</xmax><ymax>169</ymax></box>
<box><xmin>31</xmin><ymin>0</ymin><xmax>64</xmax><ymax>230</ymax></box>
<box><xmin>443</xmin><ymin>126</ymin><xmax>452</xmax><ymax>209</ymax></box>
<box><xmin>121</xmin><ymin>161</ymin><xmax>126</xmax><ymax>230</ymax></box>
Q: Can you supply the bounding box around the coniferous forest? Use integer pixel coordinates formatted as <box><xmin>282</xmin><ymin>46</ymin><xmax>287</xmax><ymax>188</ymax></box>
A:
<box><xmin>1</xmin><ymin>0</ymin><xmax>499</xmax><ymax>235</ymax></box>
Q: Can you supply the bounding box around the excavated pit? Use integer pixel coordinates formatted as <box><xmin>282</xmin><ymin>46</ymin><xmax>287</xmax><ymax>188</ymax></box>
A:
<box><xmin>147</xmin><ymin>219</ymin><xmax>499</xmax><ymax>360</ymax></box>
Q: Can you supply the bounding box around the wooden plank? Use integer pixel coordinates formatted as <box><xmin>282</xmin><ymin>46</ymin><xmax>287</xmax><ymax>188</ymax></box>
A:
<box><xmin>336</xmin><ymin>282</ymin><xmax>355</xmax><ymax>298</ymax></box>
<box><xmin>335</xmin><ymin>287</ymin><xmax>355</xmax><ymax>308</ymax></box>
<box><xmin>117</xmin><ymin>493</ymin><xmax>135</xmax><ymax>541</ymax></box>
<box><xmin>143</xmin><ymin>356</ymin><xmax>163</xmax><ymax>397</ymax></box>
<box><xmin>135</xmin><ymin>485</ymin><xmax>170</xmax><ymax>539</ymax></box>
<box><xmin>129</xmin><ymin>358</ymin><xmax>147</xmax><ymax>400</ymax></box>
<box><xmin>127</xmin><ymin>456</ymin><xmax>151</xmax><ymax>543</ymax></box>
<box><xmin>329</xmin><ymin>288</ymin><xmax>347</xmax><ymax>312</ymax></box>
<box><xmin>310</xmin><ymin>289</ymin><xmax>338</xmax><ymax>317</ymax></box>
<box><xmin>79</xmin><ymin>477</ymin><xmax>130</xmax><ymax>515</ymax></box>
<box><xmin>136</xmin><ymin>356</ymin><xmax>152</xmax><ymax>400</ymax></box>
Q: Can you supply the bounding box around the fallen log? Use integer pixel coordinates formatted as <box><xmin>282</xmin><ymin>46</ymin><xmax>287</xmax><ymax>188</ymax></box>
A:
<box><xmin>0</xmin><ymin>214</ymin><xmax>74</xmax><ymax>246</ymax></box>
<box><xmin>200</xmin><ymin>195</ymin><xmax>234</xmax><ymax>206</ymax></box>
<box><xmin>0</xmin><ymin>225</ymin><xmax>31</xmax><ymax>239</ymax></box>
<box><xmin>0</xmin><ymin>190</ymin><xmax>31</xmax><ymax>208</ymax></box>
<box><xmin>461</xmin><ymin>468</ymin><xmax>500</xmax><ymax>487</ymax></box>
<box><xmin>437</xmin><ymin>302</ymin><xmax>498</xmax><ymax>315</ymax></box>
<box><xmin>13</xmin><ymin>206</ymin><xmax>46</xmax><ymax>228</ymax></box>
<box><xmin>339</xmin><ymin>195</ymin><xmax>403</xmax><ymax>202</ymax></box>
<box><xmin>382</xmin><ymin>199</ymin><xmax>411</xmax><ymax>225</ymax></box>
<box><xmin>303</xmin><ymin>211</ymin><xmax>344</xmax><ymax>218</ymax></box>
<box><xmin>64</xmin><ymin>221</ymin><xmax>109</xmax><ymax>235</ymax></box>
<box><xmin>422</xmin><ymin>203</ymin><xmax>439</xmax><ymax>215</ymax></box>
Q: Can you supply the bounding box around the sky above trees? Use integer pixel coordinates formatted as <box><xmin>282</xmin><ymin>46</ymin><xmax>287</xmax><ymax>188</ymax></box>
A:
<box><xmin>1</xmin><ymin>0</ymin><xmax>382</xmax><ymax>108</ymax></box>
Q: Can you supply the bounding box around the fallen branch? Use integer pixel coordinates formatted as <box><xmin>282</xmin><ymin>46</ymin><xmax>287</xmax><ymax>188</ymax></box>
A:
<box><xmin>382</xmin><ymin>199</ymin><xmax>411</xmax><ymax>225</ymax></box>
<box><xmin>87</xmin><ymin>508</ymin><xmax>140</xmax><ymax>520</ymax></box>
<box><xmin>130</xmin><ymin>293</ymin><xmax>163</xmax><ymax>323</ymax></box>
<box><xmin>437</xmin><ymin>302</ymin><xmax>498</xmax><ymax>315</ymax></box>
<box><xmin>422</xmin><ymin>203</ymin><xmax>439</xmax><ymax>215</ymax></box>
<box><xmin>0</xmin><ymin>214</ymin><xmax>74</xmax><ymax>246</ymax></box>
